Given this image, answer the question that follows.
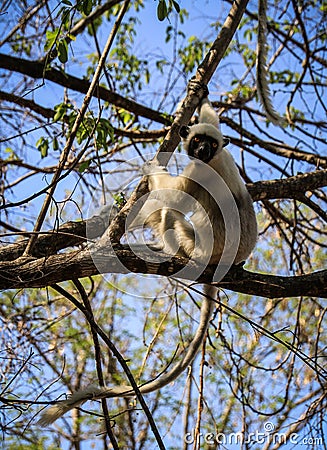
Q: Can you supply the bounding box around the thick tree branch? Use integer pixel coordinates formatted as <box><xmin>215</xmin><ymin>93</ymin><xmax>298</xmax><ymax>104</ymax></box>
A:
<box><xmin>0</xmin><ymin>53</ymin><xmax>171</xmax><ymax>126</ymax></box>
<box><xmin>0</xmin><ymin>247</ymin><xmax>325</xmax><ymax>298</ymax></box>
<box><xmin>0</xmin><ymin>0</ymin><xmax>325</xmax><ymax>302</ymax></box>
<box><xmin>196</xmin><ymin>0</ymin><xmax>250</xmax><ymax>84</ymax></box>
<box><xmin>222</xmin><ymin>117</ymin><xmax>327</xmax><ymax>168</ymax></box>
<box><xmin>246</xmin><ymin>169</ymin><xmax>327</xmax><ymax>201</ymax></box>
<box><xmin>0</xmin><ymin>213</ymin><xmax>109</xmax><ymax>261</ymax></box>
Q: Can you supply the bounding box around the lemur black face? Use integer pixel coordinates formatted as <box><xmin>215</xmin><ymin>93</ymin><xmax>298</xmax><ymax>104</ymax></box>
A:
<box><xmin>188</xmin><ymin>134</ymin><xmax>219</xmax><ymax>163</ymax></box>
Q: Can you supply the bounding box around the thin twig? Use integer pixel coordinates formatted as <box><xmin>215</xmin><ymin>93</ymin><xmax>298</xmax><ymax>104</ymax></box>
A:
<box><xmin>73</xmin><ymin>279</ymin><xmax>119</xmax><ymax>449</ymax></box>
<box><xmin>52</xmin><ymin>283</ymin><xmax>166</xmax><ymax>450</ymax></box>
<box><xmin>192</xmin><ymin>332</ymin><xmax>207</xmax><ymax>450</ymax></box>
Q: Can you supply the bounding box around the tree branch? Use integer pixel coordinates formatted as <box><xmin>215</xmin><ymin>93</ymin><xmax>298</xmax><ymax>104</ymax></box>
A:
<box><xmin>0</xmin><ymin>247</ymin><xmax>325</xmax><ymax>298</ymax></box>
<box><xmin>0</xmin><ymin>90</ymin><xmax>168</xmax><ymax>141</ymax></box>
<box><xmin>246</xmin><ymin>169</ymin><xmax>327</xmax><ymax>201</ymax></box>
<box><xmin>23</xmin><ymin>0</ymin><xmax>131</xmax><ymax>257</ymax></box>
<box><xmin>222</xmin><ymin>117</ymin><xmax>327</xmax><ymax>168</ymax></box>
<box><xmin>0</xmin><ymin>53</ymin><xmax>171</xmax><ymax>126</ymax></box>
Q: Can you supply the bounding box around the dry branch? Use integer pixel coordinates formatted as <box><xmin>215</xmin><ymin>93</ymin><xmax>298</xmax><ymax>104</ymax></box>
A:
<box><xmin>0</xmin><ymin>53</ymin><xmax>170</xmax><ymax>126</ymax></box>
<box><xmin>0</xmin><ymin>246</ymin><xmax>326</xmax><ymax>298</ymax></box>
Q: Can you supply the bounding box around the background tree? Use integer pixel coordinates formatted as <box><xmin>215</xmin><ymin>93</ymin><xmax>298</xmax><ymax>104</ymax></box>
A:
<box><xmin>0</xmin><ymin>0</ymin><xmax>326</xmax><ymax>449</ymax></box>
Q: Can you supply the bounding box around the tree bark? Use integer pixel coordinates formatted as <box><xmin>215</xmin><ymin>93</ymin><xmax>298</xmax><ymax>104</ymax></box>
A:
<box><xmin>0</xmin><ymin>246</ymin><xmax>326</xmax><ymax>298</ymax></box>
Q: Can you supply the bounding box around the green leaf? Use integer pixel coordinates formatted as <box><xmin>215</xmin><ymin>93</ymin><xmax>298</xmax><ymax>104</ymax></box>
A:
<box><xmin>36</xmin><ymin>137</ymin><xmax>49</xmax><ymax>158</ymax></box>
<box><xmin>44</xmin><ymin>29</ymin><xmax>59</xmax><ymax>51</ymax></box>
<box><xmin>157</xmin><ymin>0</ymin><xmax>168</xmax><ymax>21</ymax></box>
<box><xmin>113</xmin><ymin>192</ymin><xmax>126</xmax><ymax>208</ymax></box>
<box><xmin>53</xmin><ymin>104</ymin><xmax>65</xmax><ymax>122</ymax></box>
<box><xmin>40</xmin><ymin>143</ymin><xmax>48</xmax><ymax>158</ymax></box>
<box><xmin>58</xmin><ymin>39</ymin><xmax>68</xmax><ymax>63</ymax></box>
<box><xmin>165</xmin><ymin>25</ymin><xmax>172</xmax><ymax>42</ymax></box>
<box><xmin>78</xmin><ymin>160</ymin><xmax>90</xmax><ymax>173</ymax></box>
<box><xmin>52</xmin><ymin>137</ymin><xmax>59</xmax><ymax>151</ymax></box>
<box><xmin>171</xmin><ymin>0</ymin><xmax>180</xmax><ymax>13</ymax></box>
<box><xmin>83</xmin><ymin>0</ymin><xmax>93</xmax><ymax>16</ymax></box>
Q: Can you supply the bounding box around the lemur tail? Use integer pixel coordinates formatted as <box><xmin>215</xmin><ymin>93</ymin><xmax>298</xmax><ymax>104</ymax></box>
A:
<box><xmin>38</xmin><ymin>286</ymin><xmax>216</xmax><ymax>426</ymax></box>
<box><xmin>256</xmin><ymin>0</ymin><xmax>284</xmax><ymax>125</ymax></box>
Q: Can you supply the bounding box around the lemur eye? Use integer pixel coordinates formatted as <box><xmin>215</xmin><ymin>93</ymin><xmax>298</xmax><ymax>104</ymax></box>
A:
<box><xmin>194</xmin><ymin>137</ymin><xmax>200</xmax><ymax>142</ymax></box>
<box><xmin>212</xmin><ymin>142</ymin><xmax>218</xmax><ymax>148</ymax></box>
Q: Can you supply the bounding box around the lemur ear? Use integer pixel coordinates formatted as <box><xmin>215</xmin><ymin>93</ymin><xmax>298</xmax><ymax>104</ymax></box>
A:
<box><xmin>223</xmin><ymin>138</ymin><xmax>230</xmax><ymax>147</ymax></box>
<box><xmin>179</xmin><ymin>125</ymin><xmax>190</xmax><ymax>138</ymax></box>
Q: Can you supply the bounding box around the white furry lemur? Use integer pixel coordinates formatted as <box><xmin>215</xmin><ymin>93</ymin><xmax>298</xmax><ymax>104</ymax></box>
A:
<box><xmin>38</xmin><ymin>93</ymin><xmax>258</xmax><ymax>426</ymax></box>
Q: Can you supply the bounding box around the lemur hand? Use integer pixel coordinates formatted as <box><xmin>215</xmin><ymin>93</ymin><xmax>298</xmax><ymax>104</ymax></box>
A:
<box><xmin>187</xmin><ymin>76</ymin><xmax>209</xmax><ymax>100</ymax></box>
<box><xmin>142</xmin><ymin>160</ymin><xmax>167</xmax><ymax>176</ymax></box>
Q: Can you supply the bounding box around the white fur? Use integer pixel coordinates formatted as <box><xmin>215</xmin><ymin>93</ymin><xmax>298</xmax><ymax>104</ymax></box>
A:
<box><xmin>145</xmin><ymin>152</ymin><xmax>257</xmax><ymax>265</ymax></box>
<box><xmin>183</xmin><ymin>98</ymin><xmax>224</xmax><ymax>152</ymax></box>
<box><xmin>144</xmin><ymin>98</ymin><xmax>257</xmax><ymax>265</ymax></box>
